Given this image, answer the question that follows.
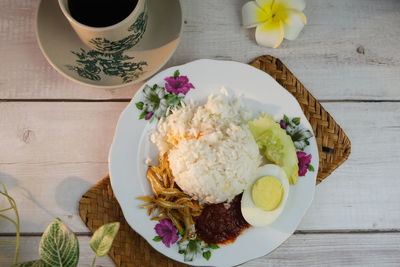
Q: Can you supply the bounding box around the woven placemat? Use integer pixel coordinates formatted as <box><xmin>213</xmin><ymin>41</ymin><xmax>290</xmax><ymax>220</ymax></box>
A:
<box><xmin>79</xmin><ymin>55</ymin><xmax>351</xmax><ymax>267</ymax></box>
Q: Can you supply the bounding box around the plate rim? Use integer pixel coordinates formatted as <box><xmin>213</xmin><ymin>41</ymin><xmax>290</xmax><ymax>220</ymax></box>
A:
<box><xmin>35</xmin><ymin>0</ymin><xmax>183</xmax><ymax>89</ymax></box>
<box><xmin>109</xmin><ymin>59</ymin><xmax>318</xmax><ymax>266</ymax></box>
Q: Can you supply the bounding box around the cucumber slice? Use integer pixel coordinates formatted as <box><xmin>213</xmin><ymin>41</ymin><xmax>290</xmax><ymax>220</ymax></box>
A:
<box><xmin>249</xmin><ymin>115</ymin><xmax>299</xmax><ymax>184</ymax></box>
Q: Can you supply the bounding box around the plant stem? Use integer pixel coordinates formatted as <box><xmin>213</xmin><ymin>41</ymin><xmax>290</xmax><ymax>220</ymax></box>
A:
<box><xmin>91</xmin><ymin>256</ymin><xmax>97</xmax><ymax>267</ymax></box>
<box><xmin>0</xmin><ymin>206</ymin><xmax>13</xmax><ymax>212</ymax></box>
<box><xmin>13</xmin><ymin>199</ymin><xmax>20</xmax><ymax>265</ymax></box>
<box><xmin>0</xmin><ymin>183</ymin><xmax>20</xmax><ymax>264</ymax></box>
<box><xmin>0</xmin><ymin>213</ymin><xmax>17</xmax><ymax>226</ymax></box>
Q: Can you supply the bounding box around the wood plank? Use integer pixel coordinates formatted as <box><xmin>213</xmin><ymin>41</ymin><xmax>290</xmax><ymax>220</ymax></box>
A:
<box><xmin>0</xmin><ymin>0</ymin><xmax>399</xmax><ymax>100</ymax></box>
<box><xmin>1</xmin><ymin>102</ymin><xmax>400</xmax><ymax>233</ymax></box>
<box><xmin>1</xmin><ymin>233</ymin><xmax>400</xmax><ymax>266</ymax></box>
<box><xmin>299</xmin><ymin>102</ymin><xmax>400</xmax><ymax>231</ymax></box>
<box><xmin>247</xmin><ymin>233</ymin><xmax>400</xmax><ymax>267</ymax></box>
<box><xmin>0</xmin><ymin>102</ymin><xmax>126</xmax><ymax>233</ymax></box>
<box><xmin>0</xmin><ymin>236</ymin><xmax>114</xmax><ymax>266</ymax></box>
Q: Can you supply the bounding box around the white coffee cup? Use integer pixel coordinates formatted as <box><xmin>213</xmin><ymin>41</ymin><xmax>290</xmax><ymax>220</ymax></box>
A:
<box><xmin>58</xmin><ymin>0</ymin><xmax>147</xmax><ymax>53</ymax></box>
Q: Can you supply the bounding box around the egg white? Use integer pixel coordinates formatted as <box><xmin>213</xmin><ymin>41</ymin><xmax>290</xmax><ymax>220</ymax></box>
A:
<box><xmin>241</xmin><ymin>164</ymin><xmax>290</xmax><ymax>227</ymax></box>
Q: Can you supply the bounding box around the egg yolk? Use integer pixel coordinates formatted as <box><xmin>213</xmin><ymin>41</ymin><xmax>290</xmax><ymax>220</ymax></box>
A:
<box><xmin>252</xmin><ymin>176</ymin><xmax>283</xmax><ymax>211</ymax></box>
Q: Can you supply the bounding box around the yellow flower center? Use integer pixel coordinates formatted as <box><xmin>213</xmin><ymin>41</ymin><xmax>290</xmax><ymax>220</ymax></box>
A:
<box><xmin>257</xmin><ymin>1</ymin><xmax>290</xmax><ymax>24</ymax></box>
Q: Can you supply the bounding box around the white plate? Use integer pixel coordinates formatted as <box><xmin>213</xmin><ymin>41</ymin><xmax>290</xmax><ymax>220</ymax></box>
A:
<box><xmin>109</xmin><ymin>59</ymin><xmax>319</xmax><ymax>266</ymax></box>
<box><xmin>36</xmin><ymin>0</ymin><xmax>182</xmax><ymax>88</ymax></box>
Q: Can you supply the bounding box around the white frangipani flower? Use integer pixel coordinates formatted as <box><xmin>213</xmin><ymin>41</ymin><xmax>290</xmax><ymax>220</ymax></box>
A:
<box><xmin>242</xmin><ymin>0</ymin><xmax>307</xmax><ymax>48</ymax></box>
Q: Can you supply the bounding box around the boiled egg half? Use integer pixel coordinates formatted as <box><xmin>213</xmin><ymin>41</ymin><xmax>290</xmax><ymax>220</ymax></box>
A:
<box><xmin>241</xmin><ymin>164</ymin><xmax>289</xmax><ymax>226</ymax></box>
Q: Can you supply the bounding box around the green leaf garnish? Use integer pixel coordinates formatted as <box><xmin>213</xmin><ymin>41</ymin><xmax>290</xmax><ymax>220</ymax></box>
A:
<box><xmin>307</xmin><ymin>164</ymin><xmax>315</xmax><ymax>171</ymax></box>
<box><xmin>178</xmin><ymin>249</ymin><xmax>185</xmax><ymax>254</ymax></box>
<box><xmin>153</xmin><ymin>236</ymin><xmax>162</xmax><ymax>242</ymax></box>
<box><xmin>178</xmin><ymin>230</ymin><xmax>185</xmax><ymax>237</ymax></box>
<box><xmin>135</xmin><ymin>101</ymin><xmax>144</xmax><ymax>110</ymax></box>
<box><xmin>202</xmin><ymin>251</ymin><xmax>211</xmax><ymax>261</ymax></box>
<box><xmin>292</xmin><ymin>117</ymin><xmax>301</xmax><ymax>125</ymax></box>
<box><xmin>39</xmin><ymin>218</ymin><xmax>79</xmax><ymax>267</ymax></box>
<box><xmin>89</xmin><ymin>222</ymin><xmax>120</xmax><ymax>257</ymax></box>
<box><xmin>173</xmin><ymin>70</ymin><xmax>180</xmax><ymax>78</ymax></box>
<box><xmin>207</xmin><ymin>244</ymin><xmax>219</xmax><ymax>249</ymax></box>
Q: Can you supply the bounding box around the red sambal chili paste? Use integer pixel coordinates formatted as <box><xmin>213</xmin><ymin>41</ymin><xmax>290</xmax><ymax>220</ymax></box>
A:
<box><xmin>195</xmin><ymin>194</ymin><xmax>250</xmax><ymax>244</ymax></box>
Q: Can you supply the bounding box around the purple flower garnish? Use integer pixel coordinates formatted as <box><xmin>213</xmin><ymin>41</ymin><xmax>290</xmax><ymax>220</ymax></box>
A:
<box><xmin>279</xmin><ymin>119</ymin><xmax>287</xmax><ymax>129</ymax></box>
<box><xmin>297</xmin><ymin>151</ymin><xmax>312</xmax><ymax>176</ymax></box>
<box><xmin>154</xmin><ymin>219</ymin><xmax>179</xmax><ymax>248</ymax></box>
<box><xmin>145</xmin><ymin>111</ymin><xmax>153</xmax><ymax>120</ymax></box>
<box><xmin>164</xmin><ymin>75</ymin><xmax>195</xmax><ymax>95</ymax></box>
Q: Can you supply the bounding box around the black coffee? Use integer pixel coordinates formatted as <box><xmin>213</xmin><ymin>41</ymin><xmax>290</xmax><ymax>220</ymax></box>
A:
<box><xmin>68</xmin><ymin>0</ymin><xmax>138</xmax><ymax>27</ymax></box>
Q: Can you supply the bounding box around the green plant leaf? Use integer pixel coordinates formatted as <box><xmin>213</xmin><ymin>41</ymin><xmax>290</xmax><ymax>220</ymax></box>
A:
<box><xmin>202</xmin><ymin>251</ymin><xmax>211</xmax><ymax>260</ymax></box>
<box><xmin>153</xmin><ymin>236</ymin><xmax>162</xmax><ymax>242</ymax></box>
<box><xmin>135</xmin><ymin>102</ymin><xmax>144</xmax><ymax>110</ymax></box>
<box><xmin>13</xmin><ymin>260</ymin><xmax>45</xmax><ymax>267</ymax></box>
<box><xmin>307</xmin><ymin>164</ymin><xmax>315</xmax><ymax>171</ymax></box>
<box><xmin>173</xmin><ymin>70</ymin><xmax>180</xmax><ymax>78</ymax></box>
<box><xmin>89</xmin><ymin>222</ymin><xmax>120</xmax><ymax>258</ymax></box>
<box><xmin>39</xmin><ymin>218</ymin><xmax>79</xmax><ymax>267</ymax></box>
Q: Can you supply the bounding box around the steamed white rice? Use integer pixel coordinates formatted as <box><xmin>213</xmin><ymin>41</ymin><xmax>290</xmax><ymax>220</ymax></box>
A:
<box><xmin>150</xmin><ymin>92</ymin><xmax>261</xmax><ymax>204</ymax></box>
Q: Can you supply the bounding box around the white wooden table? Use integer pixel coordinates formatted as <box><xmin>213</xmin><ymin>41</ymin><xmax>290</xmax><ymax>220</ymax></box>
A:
<box><xmin>1</xmin><ymin>0</ymin><xmax>400</xmax><ymax>266</ymax></box>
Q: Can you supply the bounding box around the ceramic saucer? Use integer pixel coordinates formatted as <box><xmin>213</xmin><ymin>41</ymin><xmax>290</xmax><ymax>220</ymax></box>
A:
<box><xmin>36</xmin><ymin>0</ymin><xmax>182</xmax><ymax>88</ymax></box>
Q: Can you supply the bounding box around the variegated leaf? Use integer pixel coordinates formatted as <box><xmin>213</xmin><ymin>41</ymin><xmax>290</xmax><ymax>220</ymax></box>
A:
<box><xmin>89</xmin><ymin>222</ymin><xmax>120</xmax><ymax>257</ymax></box>
<box><xmin>39</xmin><ymin>218</ymin><xmax>79</xmax><ymax>267</ymax></box>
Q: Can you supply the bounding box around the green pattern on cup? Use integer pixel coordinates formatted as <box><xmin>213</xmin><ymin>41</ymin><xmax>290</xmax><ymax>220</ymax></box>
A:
<box><xmin>66</xmin><ymin>8</ymin><xmax>148</xmax><ymax>83</ymax></box>
<box><xmin>89</xmin><ymin>10</ymin><xmax>148</xmax><ymax>53</ymax></box>
<box><xmin>66</xmin><ymin>49</ymin><xmax>147</xmax><ymax>83</ymax></box>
